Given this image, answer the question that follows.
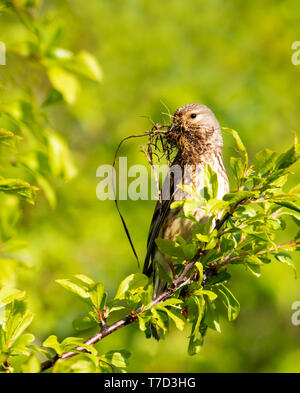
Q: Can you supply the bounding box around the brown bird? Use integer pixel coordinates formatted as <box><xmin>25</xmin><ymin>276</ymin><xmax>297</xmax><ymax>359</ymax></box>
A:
<box><xmin>143</xmin><ymin>103</ymin><xmax>229</xmax><ymax>297</ymax></box>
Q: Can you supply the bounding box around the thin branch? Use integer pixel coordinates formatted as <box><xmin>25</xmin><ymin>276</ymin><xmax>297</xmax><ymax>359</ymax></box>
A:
<box><xmin>214</xmin><ymin>241</ymin><xmax>300</xmax><ymax>267</ymax></box>
<box><xmin>41</xmin><ymin>196</ymin><xmax>261</xmax><ymax>372</ymax></box>
<box><xmin>41</xmin><ymin>257</ymin><xmax>199</xmax><ymax>371</ymax></box>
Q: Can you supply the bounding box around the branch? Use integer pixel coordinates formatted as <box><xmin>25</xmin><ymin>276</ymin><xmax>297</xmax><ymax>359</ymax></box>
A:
<box><xmin>41</xmin><ymin>197</ymin><xmax>254</xmax><ymax>372</ymax></box>
<box><xmin>213</xmin><ymin>241</ymin><xmax>300</xmax><ymax>267</ymax></box>
<box><xmin>41</xmin><ymin>256</ymin><xmax>200</xmax><ymax>371</ymax></box>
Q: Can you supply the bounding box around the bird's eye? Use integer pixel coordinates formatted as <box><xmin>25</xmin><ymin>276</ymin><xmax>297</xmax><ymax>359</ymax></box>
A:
<box><xmin>190</xmin><ymin>113</ymin><xmax>197</xmax><ymax>119</ymax></box>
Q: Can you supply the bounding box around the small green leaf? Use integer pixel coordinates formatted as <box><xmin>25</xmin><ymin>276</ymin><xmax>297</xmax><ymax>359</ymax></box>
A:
<box><xmin>21</xmin><ymin>353</ymin><xmax>41</xmax><ymax>373</ymax></box>
<box><xmin>163</xmin><ymin>307</ymin><xmax>185</xmax><ymax>331</ymax></box>
<box><xmin>186</xmin><ymin>294</ymin><xmax>206</xmax><ymax>356</ymax></box>
<box><xmin>0</xmin><ymin>287</ymin><xmax>26</xmax><ymax>306</ymax></box>
<box><xmin>202</xmin><ymin>290</ymin><xmax>218</xmax><ymax>301</ymax></box>
<box><xmin>274</xmin><ymin>252</ymin><xmax>296</xmax><ymax>275</ymax></box>
<box><xmin>272</xmin><ymin>200</ymin><xmax>300</xmax><ymax>213</ymax></box>
<box><xmin>74</xmin><ymin>275</ymin><xmax>95</xmax><ymax>286</ymax></box>
<box><xmin>0</xmin><ymin>128</ymin><xmax>19</xmax><ymax>147</ymax></box>
<box><xmin>42</xmin><ymin>88</ymin><xmax>63</xmax><ymax>106</ymax></box>
<box><xmin>254</xmin><ymin>148</ymin><xmax>277</xmax><ymax>175</ymax></box>
<box><xmin>155</xmin><ymin>238</ymin><xmax>185</xmax><ymax>259</ymax></box>
<box><xmin>275</xmin><ymin>132</ymin><xmax>299</xmax><ymax>170</ymax></box>
<box><xmin>72</xmin><ymin>51</ymin><xmax>103</xmax><ymax>82</ymax></box>
<box><xmin>53</xmin><ymin>353</ymin><xmax>99</xmax><ymax>373</ymax></box>
<box><xmin>100</xmin><ymin>350</ymin><xmax>130</xmax><ymax>373</ymax></box>
<box><xmin>56</xmin><ymin>279</ymin><xmax>89</xmax><ymax>300</ymax></box>
<box><xmin>204</xmin><ymin>164</ymin><xmax>218</xmax><ymax>199</ymax></box>
<box><xmin>195</xmin><ymin>233</ymin><xmax>209</xmax><ymax>242</ymax></box>
<box><xmin>223</xmin><ymin>127</ymin><xmax>248</xmax><ymax>167</ymax></box>
<box><xmin>205</xmin><ymin>299</ymin><xmax>221</xmax><ymax>333</ymax></box>
<box><xmin>0</xmin><ymin>177</ymin><xmax>37</xmax><ymax>204</ymax></box>
<box><xmin>89</xmin><ymin>282</ymin><xmax>105</xmax><ymax>310</ymax></box>
<box><xmin>114</xmin><ymin>273</ymin><xmax>148</xmax><ymax>300</ymax></box>
<box><xmin>72</xmin><ymin>315</ymin><xmax>97</xmax><ymax>331</ymax></box>
<box><xmin>9</xmin><ymin>333</ymin><xmax>35</xmax><ymax>355</ymax></box>
<box><xmin>230</xmin><ymin>156</ymin><xmax>244</xmax><ymax>181</ymax></box>
<box><xmin>216</xmin><ymin>284</ymin><xmax>240</xmax><ymax>321</ymax></box>
<box><xmin>246</xmin><ymin>263</ymin><xmax>261</xmax><ymax>277</ymax></box>
<box><xmin>47</xmin><ymin>67</ymin><xmax>79</xmax><ymax>104</ymax></box>
<box><xmin>47</xmin><ymin>130</ymin><xmax>77</xmax><ymax>181</ymax></box>
<box><xmin>43</xmin><ymin>335</ymin><xmax>63</xmax><ymax>356</ymax></box>
<box><xmin>195</xmin><ymin>262</ymin><xmax>203</xmax><ymax>283</ymax></box>
<box><xmin>5</xmin><ymin>301</ymin><xmax>34</xmax><ymax>348</ymax></box>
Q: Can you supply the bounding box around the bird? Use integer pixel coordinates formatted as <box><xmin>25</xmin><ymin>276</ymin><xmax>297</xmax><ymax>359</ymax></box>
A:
<box><xmin>143</xmin><ymin>103</ymin><xmax>229</xmax><ymax>297</ymax></box>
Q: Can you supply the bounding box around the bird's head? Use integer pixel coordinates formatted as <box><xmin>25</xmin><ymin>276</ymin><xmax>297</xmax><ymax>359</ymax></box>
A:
<box><xmin>167</xmin><ymin>103</ymin><xmax>223</xmax><ymax>157</ymax></box>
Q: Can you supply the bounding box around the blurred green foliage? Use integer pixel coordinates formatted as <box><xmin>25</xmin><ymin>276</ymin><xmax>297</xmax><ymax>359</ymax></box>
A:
<box><xmin>0</xmin><ymin>0</ymin><xmax>300</xmax><ymax>372</ymax></box>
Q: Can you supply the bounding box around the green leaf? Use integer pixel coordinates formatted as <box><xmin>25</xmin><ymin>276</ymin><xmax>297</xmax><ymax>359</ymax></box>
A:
<box><xmin>223</xmin><ymin>127</ymin><xmax>248</xmax><ymax>167</ymax></box>
<box><xmin>202</xmin><ymin>290</ymin><xmax>218</xmax><ymax>301</ymax></box>
<box><xmin>254</xmin><ymin>148</ymin><xmax>277</xmax><ymax>175</ymax></box>
<box><xmin>60</xmin><ymin>337</ymin><xmax>87</xmax><ymax>353</ymax></box>
<box><xmin>274</xmin><ymin>252</ymin><xmax>296</xmax><ymax>275</ymax></box>
<box><xmin>216</xmin><ymin>284</ymin><xmax>240</xmax><ymax>321</ymax></box>
<box><xmin>114</xmin><ymin>273</ymin><xmax>148</xmax><ymax>300</ymax></box>
<box><xmin>42</xmin><ymin>88</ymin><xmax>63</xmax><ymax>106</ymax></box>
<box><xmin>74</xmin><ymin>275</ymin><xmax>96</xmax><ymax>286</ymax></box>
<box><xmin>182</xmin><ymin>243</ymin><xmax>197</xmax><ymax>259</ymax></box>
<box><xmin>21</xmin><ymin>353</ymin><xmax>41</xmax><ymax>373</ymax></box>
<box><xmin>9</xmin><ymin>333</ymin><xmax>35</xmax><ymax>355</ymax></box>
<box><xmin>182</xmin><ymin>200</ymin><xmax>202</xmax><ymax>216</ymax></box>
<box><xmin>204</xmin><ymin>164</ymin><xmax>218</xmax><ymax>199</ymax></box>
<box><xmin>151</xmin><ymin>308</ymin><xmax>168</xmax><ymax>335</ymax></box>
<box><xmin>56</xmin><ymin>279</ymin><xmax>89</xmax><ymax>300</ymax></box>
<box><xmin>47</xmin><ymin>67</ymin><xmax>80</xmax><ymax>104</ymax></box>
<box><xmin>207</xmin><ymin>270</ymin><xmax>231</xmax><ymax>285</ymax></box>
<box><xmin>0</xmin><ymin>128</ymin><xmax>19</xmax><ymax>147</ymax></box>
<box><xmin>195</xmin><ymin>262</ymin><xmax>203</xmax><ymax>283</ymax></box>
<box><xmin>155</xmin><ymin>238</ymin><xmax>184</xmax><ymax>259</ymax></box>
<box><xmin>246</xmin><ymin>263</ymin><xmax>261</xmax><ymax>277</ymax></box>
<box><xmin>69</xmin><ymin>51</ymin><xmax>103</xmax><ymax>82</ymax></box>
<box><xmin>223</xmin><ymin>191</ymin><xmax>253</xmax><ymax>205</ymax></box>
<box><xmin>186</xmin><ymin>294</ymin><xmax>206</xmax><ymax>356</ymax></box>
<box><xmin>53</xmin><ymin>353</ymin><xmax>99</xmax><ymax>373</ymax></box>
<box><xmin>275</xmin><ymin>132</ymin><xmax>299</xmax><ymax>170</ymax></box>
<box><xmin>272</xmin><ymin>200</ymin><xmax>300</xmax><ymax>214</ymax></box>
<box><xmin>72</xmin><ymin>315</ymin><xmax>97</xmax><ymax>331</ymax></box>
<box><xmin>89</xmin><ymin>282</ymin><xmax>105</xmax><ymax>310</ymax></box>
<box><xmin>100</xmin><ymin>350</ymin><xmax>130</xmax><ymax>373</ymax></box>
<box><xmin>47</xmin><ymin>130</ymin><xmax>77</xmax><ymax>181</ymax></box>
<box><xmin>137</xmin><ymin>313</ymin><xmax>152</xmax><ymax>332</ymax></box>
<box><xmin>243</xmin><ymin>255</ymin><xmax>263</xmax><ymax>265</ymax></box>
<box><xmin>158</xmin><ymin>298</ymin><xmax>183</xmax><ymax>307</ymax></box>
<box><xmin>0</xmin><ymin>177</ymin><xmax>37</xmax><ymax>204</ymax></box>
<box><xmin>230</xmin><ymin>156</ymin><xmax>244</xmax><ymax>181</ymax></box>
<box><xmin>163</xmin><ymin>307</ymin><xmax>185</xmax><ymax>331</ymax></box>
<box><xmin>4</xmin><ymin>301</ymin><xmax>34</xmax><ymax>348</ymax></box>
<box><xmin>205</xmin><ymin>299</ymin><xmax>221</xmax><ymax>333</ymax></box>
<box><xmin>43</xmin><ymin>335</ymin><xmax>63</xmax><ymax>356</ymax></box>
<box><xmin>0</xmin><ymin>287</ymin><xmax>26</xmax><ymax>306</ymax></box>
<box><xmin>195</xmin><ymin>233</ymin><xmax>209</xmax><ymax>242</ymax></box>
<box><xmin>52</xmin><ymin>49</ymin><xmax>103</xmax><ymax>83</ymax></box>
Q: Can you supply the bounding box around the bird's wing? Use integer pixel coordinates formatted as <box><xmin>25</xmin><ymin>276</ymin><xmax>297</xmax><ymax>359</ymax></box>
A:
<box><xmin>143</xmin><ymin>154</ymin><xmax>181</xmax><ymax>276</ymax></box>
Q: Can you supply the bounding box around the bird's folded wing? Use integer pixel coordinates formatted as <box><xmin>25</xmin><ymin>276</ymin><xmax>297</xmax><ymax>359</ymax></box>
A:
<box><xmin>143</xmin><ymin>155</ymin><xmax>181</xmax><ymax>276</ymax></box>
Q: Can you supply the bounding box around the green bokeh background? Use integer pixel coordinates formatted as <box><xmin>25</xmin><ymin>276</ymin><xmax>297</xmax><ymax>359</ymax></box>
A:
<box><xmin>1</xmin><ymin>0</ymin><xmax>300</xmax><ymax>372</ymax></box>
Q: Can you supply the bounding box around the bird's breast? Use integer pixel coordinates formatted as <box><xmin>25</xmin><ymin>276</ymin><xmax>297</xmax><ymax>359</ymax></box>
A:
<box><xmin>160</xmin><ymin>152</ymin><xmax>229</xmax><ymax>243</ymax></box>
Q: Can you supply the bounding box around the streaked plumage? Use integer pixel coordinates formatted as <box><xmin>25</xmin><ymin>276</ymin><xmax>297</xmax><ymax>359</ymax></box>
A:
<box><xmin>143</xmin><ymin>103</ymin><xmax>229</xmax><ymax>296</ymax></box>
